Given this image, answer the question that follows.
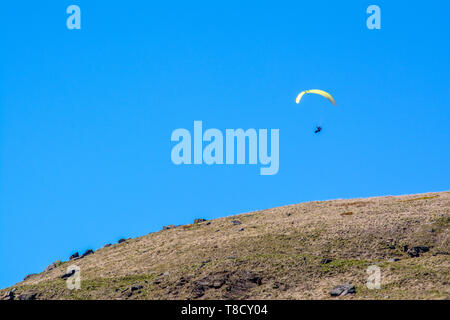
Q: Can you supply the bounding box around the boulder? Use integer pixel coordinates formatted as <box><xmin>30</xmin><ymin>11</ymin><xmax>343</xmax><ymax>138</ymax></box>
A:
<box><xmin>44</xmin><ymin>262</ymin><xmax>56</xmax><ymax>273</ymax></box>
<box><xmin>407</xmin><ymin>246</ymin><xmax>430</xmax><ymax>257</ymax></box>
<box><xmin>2</xmin><ymin>289</ymin><xmax>16</xmax><ymax>300</ymax></box>
<box><xmin>131</xmin><ymin>285</ymin><xmax>143</xmax><ymax>292</ymax></box>
<box><xmin>194</xmin><ymin>219</ymin><xmax>207</xmax><ymax>224</ymax></box>
<box><xmin>44</xmin><ymin>260</ymin><xmax>61</xmax><ymax>272</ymax></box>
<box><xmin>330</xmin><ymin>284</ymin><xmax>356</xmax><ymax>296</ymax></box>
<box><xmin>231</xmin><ymin>220</ymin><xmax>242</xmax><ymax>226</ymax></box>
<box><xmin>81</xmin><ymin>249</ymin><xmax>94</xmax><ymax>258</ymax></box>
<box><xmin>388</xmin><ymin>258</ymin><xmax>400</xmax><ymax>262</ymax></box>
<box><xmin>17</xmin><ymin>293</ymin><xmax>37</xmax><ymax>300</ymax></box>
<box><xmin>24</xmin><ymin>274</ymin><xmax>37</xmax><ymax>281</ymax></box>
<box><xmin>192</xmin><ymin>285</ymin><xmax>205</xmax><ymax>299</ymax></box>
<box><xmin>69</xmin><ymin>252</ymin><xmax>79</xmax><ymax>260</ymax></box>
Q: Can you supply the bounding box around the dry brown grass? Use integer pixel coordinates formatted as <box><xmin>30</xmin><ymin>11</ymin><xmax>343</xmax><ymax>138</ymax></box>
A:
<box><xmin>2</xmin><ymin>191</ymin><xmax>449</xmax><ymax>300</ymax></box>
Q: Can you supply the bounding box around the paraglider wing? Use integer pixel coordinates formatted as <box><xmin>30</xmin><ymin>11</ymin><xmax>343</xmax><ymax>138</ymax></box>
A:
<box><xmin>295</xmin><ymin>89</ymin><xmax>337</xmax><ymax>106</ymax></box>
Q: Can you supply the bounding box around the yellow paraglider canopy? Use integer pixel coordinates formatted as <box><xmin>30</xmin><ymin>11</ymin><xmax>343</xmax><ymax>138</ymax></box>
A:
<box><xmin>296</xmin><ymin>89</ymin><xmax>337</xmax><ymax>106</ymax></box>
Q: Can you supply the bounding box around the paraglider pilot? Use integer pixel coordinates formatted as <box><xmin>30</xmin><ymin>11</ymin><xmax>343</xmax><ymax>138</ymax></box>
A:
<box><xmin>314</xmin><ymin>126</ymin><xmax>322</xmax><ymax>134</ymax></box>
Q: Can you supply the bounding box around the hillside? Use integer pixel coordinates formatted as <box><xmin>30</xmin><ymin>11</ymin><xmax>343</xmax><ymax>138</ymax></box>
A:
<box><xmin>1</xmin><ymin>192</ymin><xmax>449</xmax><ymax>300</ymax></box>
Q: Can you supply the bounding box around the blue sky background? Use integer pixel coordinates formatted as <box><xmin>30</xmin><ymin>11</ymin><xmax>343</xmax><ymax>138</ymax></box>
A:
<box><xmin>1</xmin><ymin>1</ymin><xmax>449</xmax><ymax>288</ymax></box>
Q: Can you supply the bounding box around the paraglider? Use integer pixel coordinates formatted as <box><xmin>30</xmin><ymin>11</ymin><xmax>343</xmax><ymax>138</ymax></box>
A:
<box><xmin>295</xmin><ymin>89</ymin><xmax>337</xmax><ymax>106</ymax></box>
<box><xmin>296</xmin><ymin>89</ymin><xmax>337</xmax><ymax>133</ymax></box>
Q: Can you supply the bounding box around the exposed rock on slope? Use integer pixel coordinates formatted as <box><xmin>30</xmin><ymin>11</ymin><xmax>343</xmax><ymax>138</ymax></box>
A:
<box><xmin>1</xmin><ymin>192</ymin><xmax>449</xmax><ymax>300</ymax></box>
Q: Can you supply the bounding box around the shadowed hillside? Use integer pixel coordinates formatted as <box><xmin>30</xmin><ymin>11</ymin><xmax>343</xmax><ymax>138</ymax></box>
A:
<box><xmin>1</xmin><ymin>192</ymin><xmax>449</xmax><ymax>300</ymax></box>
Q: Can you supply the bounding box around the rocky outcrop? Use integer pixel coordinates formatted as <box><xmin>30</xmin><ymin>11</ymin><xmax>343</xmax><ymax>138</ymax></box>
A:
<box><xmin>330</xmin><ymin>284</ymin><xmax>356</xmax><ymax>297</ymax></box>
<box><xmin>81</xmin><ymin>249</ymin><xmax>94</xmax><ymax>258</ymax></box>
<box><xmin>407</xmin><ymin>246</ymin><xmax>430</xmax><ymax>257</ymax></box>
<box><xmin>44</xmin><ymin>260</ymin><xmax>61</xmax><ymax>272</ymax></box>
<box><xmin>17</xmin><ymin>292</ymin><xmax>37</xmax><ymax>300</ymax></box>
<box><xmin>23</xmin><ymin>274</ymin><xmax>37</xmax><ymax>281</ymax></box>
<box><xmin>69</xmin><ymin>252</ymin><xmax>79</xmax><ymax>260</ymax></box>
<box><xmin>1</xmin><ymin>288</ymin><xmax>16</xmax><ymax>300</ymax></box>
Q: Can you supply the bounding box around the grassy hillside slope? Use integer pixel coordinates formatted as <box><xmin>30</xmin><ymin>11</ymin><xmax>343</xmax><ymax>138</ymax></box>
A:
<box><xmin>1</xmin><ymin>192</ymin><xmax>449</xmax><ymax>300</ymax></box>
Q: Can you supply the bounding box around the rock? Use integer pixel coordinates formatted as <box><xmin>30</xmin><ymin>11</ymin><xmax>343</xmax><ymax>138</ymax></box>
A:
<box><xmin>81</xmin><ymin>249</ymin><xmax>94</xmax><ymax>258</ymax></box>
<box><xmin>194</xmin><ymin>219</ymin><xmax>207</xmax><ymax>224</ymax></box>
<box><xmin>388</xmin><ymin>258</ymin><xmax>400</xmax><ymax>262</ymax></box>
<box><xmin>69</xmin><ymin>252</ymin><xmax>79</xmax><ymax>260</ymax></box>
<box><xmin>330</xmin><ymin>284</ymin><xmax>356</xmax><ymax>297</ymax></box>
<box><xmin>131</xmin><ymin>285</ymin><xmax>143</xmax><ymax>292</ymax></box>
<box><xmin>44</xmin><ymin>263</ymin><xmax>56</xmax><ymax>273</ymax></box>
<box><xmin>23</xmin><ymin>273</ymin><xmax>37</xmax><ymax>281</ymax></box>
<box><xmin>212</xmin><ymin>279</ymin><xmax>225</xmax><ymax>288</ymax></box>
<box><xmin>192</xmin><ymin>285</ymin><xmax>205</xmax><ymax>298</ymax></box>
<box><xmin>407</xmin><ymin>246</ymin><xmax>430</xmax><ymax>257</ymax></box>
<box><xmin>321</xmin><ymin>258</ymin><xmax>333</xmax><ymax>264</ymax></box>
<box><xmin>386</xmin><ymin>240</ymin><xmax>396</xmax><ymax>249</ymax></box>
<box><xmin>176</xmin><ymin>277</ymin><xmax>190</xmax><ymax>287</ymax></box>
<box><xmin>247</xmin><ymin>275</ymin><xmax>263</xmax><ymax>285</ymax></box>
<box><xmin>162</xmin><ymin>225</ymin><xmax>175</xmax><ymax>230</ymax></box>
<box><xmin>61</xmin><ymin>269</ymin><xmax>76</xmax><ymax>280</ymax></box>
<box><xmin>44</xmin><ymin>260</ymin><xmax>61</xmax><ymax>272</ymax></box>
<box><xmin>286</xmin><ymin>212</ymin><xmax>292</xmax><ymax>217</ymax></box>
<box><xmin>2</xmin><ymin>289</ymin><xmax>16</xmax><ymax>300</ymax></box>
<box><xmin>271</xmin><ymin>282</ymin><xmax>289</xmax><ymax>291</ymax></box>
<box><xmin>118</xmin><ymin>239</ymin><xmax>126</xmax><ymax>244</ymax></box>
<box><xmin>17</xmin><ymin>293</ymin><xmax>37</xmax><ymax>300</ymax></box>
<box><xmin>104</xmin><ymin>243</ymin><xmax>112</xmax><ymax>248</ymax></box>
<box><xmin>231</xmin><ymin>220</ymin><xmax>242</xmax><ymax>226</ymax></box>
<box><xmin>157</xmin><ymin>271</ymin><xmax>170</xmax><ymax>278</ymax></box>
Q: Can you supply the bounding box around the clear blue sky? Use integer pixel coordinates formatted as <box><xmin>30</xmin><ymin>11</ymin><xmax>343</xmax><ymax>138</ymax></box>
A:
<box><xmin>1</xmin><ymin>1</ymin><xmax>449</xmax><ymax>288</ymax></box>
